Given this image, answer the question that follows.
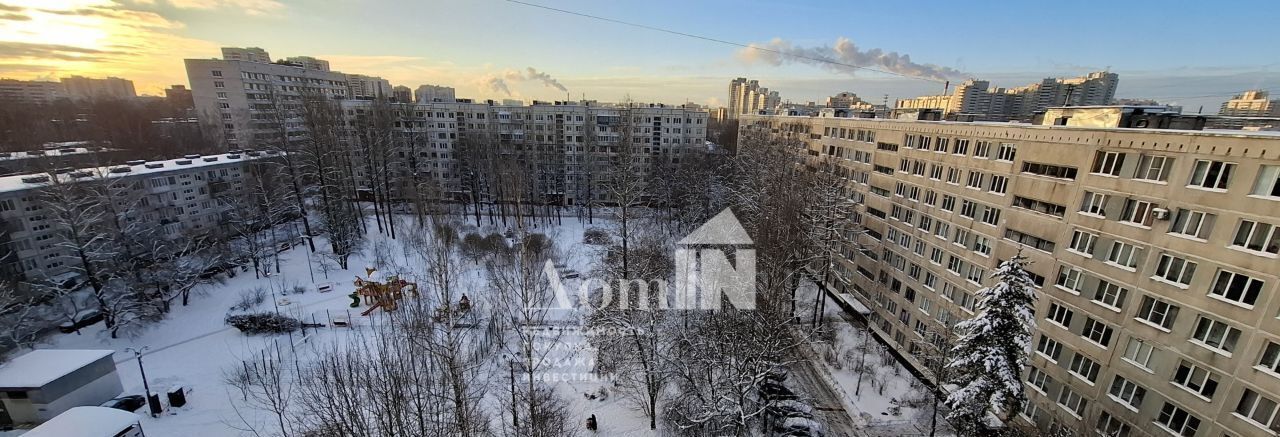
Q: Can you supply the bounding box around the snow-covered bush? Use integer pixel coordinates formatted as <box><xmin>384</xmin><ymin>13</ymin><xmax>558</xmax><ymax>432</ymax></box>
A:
<box><xmin>583</xmin><ymin>228</ymin><xmax>610</xmax><ymax>245</ymax></box>
<box><xmin>225</xmin><ymin>312</ymin><xmax>300</xmax><ymax>334</ymax></box>
<box><xmin>231</xmin><ymin>287</ymin><xmax>267</xmax><ymax>311</ymax></box>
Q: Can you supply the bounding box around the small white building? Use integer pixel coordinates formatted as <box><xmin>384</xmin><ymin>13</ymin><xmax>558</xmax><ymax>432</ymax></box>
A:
<box><xmin>0</xmin><ymin>350</ymin><xmax>122</xmax><ymax>425</ymax></box>
<box><xmin>22</xmin><ymin>406</ymin><xmax>144</xmax><ymax>437</ymax></box>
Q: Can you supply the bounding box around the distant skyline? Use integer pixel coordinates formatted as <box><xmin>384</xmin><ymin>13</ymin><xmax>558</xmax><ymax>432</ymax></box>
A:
<box><xmin>1</xmin><ymin>0</ymin><xmax>1277</xmax><ymax>112</ymax></box>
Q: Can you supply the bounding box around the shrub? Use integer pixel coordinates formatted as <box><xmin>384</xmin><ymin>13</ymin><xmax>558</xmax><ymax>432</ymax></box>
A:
<box><xmin>583</xmin><ymin>228</ymin><xmax>610</xmax><ymax>245</ymax></box>
<box><xmin>291</xmin><ymin>285</ymin><xmax>307</xmax><ymax>295</ymax></box>
<box><xmin>230</xmin><ymin>287</ymin><xmax>267</xmax><ymax>311</ymax></box>
<box><xmin>225</xmin><ymin>313</ymin><xmax>300</xmax><ymax>334</ymax></box>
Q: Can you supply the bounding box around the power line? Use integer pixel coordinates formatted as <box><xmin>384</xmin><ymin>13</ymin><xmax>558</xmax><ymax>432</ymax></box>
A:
<box><xmin>503</xmin><ymin>0</ymin><xmax>946</xmax><ymax>84</ymax></box>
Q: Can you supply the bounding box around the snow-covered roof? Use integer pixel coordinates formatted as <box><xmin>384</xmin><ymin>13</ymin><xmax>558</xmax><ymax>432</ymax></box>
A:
<box><xmin>22</xmin><ymin>406</ymin><xmax>140</xmax><ymax>437</ymax></box>
<box><xmin>0</xmin><ymin>148</ymin><xmax>107</xmax><ymax>161</ymax></box>
<box><xmin>0</xmin><ymin>349</ymin><xmax>115</xmax><ymax>389</ymax></box>
<box><xmin>0</xmin><ymin>151</ymin><xmax>275</xmax><ymax>195</ymax></box>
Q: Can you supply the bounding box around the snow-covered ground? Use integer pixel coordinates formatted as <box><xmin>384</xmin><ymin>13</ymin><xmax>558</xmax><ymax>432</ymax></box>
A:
<box><xmin>795</xmin><ymin>280</ymin><xmax>953</xmax><ymax>436</ymax></box>
<box><xmin>3</xmin><ymin>213</ymin><xmax>665</xmax><ymax>436</ymax></box>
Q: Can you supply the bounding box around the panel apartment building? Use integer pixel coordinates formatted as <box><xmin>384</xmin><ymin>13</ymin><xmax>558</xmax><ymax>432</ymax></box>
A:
<box><xmin>185</xmin><ymin>48</ymin><xmax>351</xmax><ymax>148</ymax></box>
<box><xmin>339</xmin><ymin>99</ymin><xmax>708</xmax><ymax>207</ymax></box>
<box><xmin>0</xmin><ymin>151</ymin><xmax>275</xmax><ymax>285</ymax></box>
<box><xmin>742</xmin><ymin>107</ymin><xmax>1279</xmax><ymax>437</ymax></box>
<box><xmin>896</xmin><ymin>71</ymin><xmax>1119</xmax><ymax>122</ymax></box>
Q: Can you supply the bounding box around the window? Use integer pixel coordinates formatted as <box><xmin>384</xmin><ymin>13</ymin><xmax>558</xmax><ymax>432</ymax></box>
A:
<box><xmin>946</xmin><ymin>167</ymin><xmax>961</xmax><ymax>184</ymax></box>
<box><xmin>1153</xmin><ymin>254</ymin><xmax>1197</xmax><ymax>286</ymax></box>
<box><xmin>1056</xmin><ymin>386</ymin><xmax>1087</xmax><ymax>417</ymax></box>
<box><xmin>1231</xmin><ymin>220</ymin><xmax>1279</xmax><ymax>254</ymax></box>
<box><xmin>1253</xmin><ymin>164</ymin><xmax>1280</xmax><ymax>198</ymax></box>
<box><xmin>980</xmin><ymin>207</ymin><xmax>1001</xmax><ymax>226</ymax></box>
<box><xmin>1022</xmin><ymin>162</ymin><xmax>1079</xmax><ymax>179</ymax></box>
<box><xmin>1091</xmin><ymin>151</ymin><xmax>1126</xmax><ymax>176</ymax></box>
<box><xmin>953</xmin><ymin>139</ymin><xmax>969</xmax><ymax>155</ymax></box>
<box><xmin>1169</xmin><ymin>208</ymin><xmax>1213</xmax><ymax>239</ymax></box>
<box><xmin>953</xmin><ymin>228</ymin><xmax>970</xmax><ymax>247</ymax></box>
<box><xmin>1047</xmin><ymin>302</ymin><xmax>1073</xmax><ymax>328</ymax></box>
<box><xmin>1136</xmin><ymin>295</ymin><xmax>1179</xmax><ymax>330</ymax></box>
<box><xmin>959</xmin><ymin>200</ymin><xmax>977</xmax><ymax>218</ymax></box>
<box><xmin>1235</xmin><ymin>389</ymin><xmax>1280</xmax><ymax>431</ymax></box>
<box><xmin>1005</xmin><ymin>228</ymin><xmax>1056</xmax><ymax>252</ymax></box>
<box><xmin>988</xmin><ymin>175</ymin><xmax>1008</xmax><ymax>194</ymax></box>
<box><xmin>996</xmin><ymin>143</ymin><xmax>1017</xmax><ymax>161</ymax></box>
<box><xmin>1036</xmin><ymin>335</ymin><xmax>1063</xmax><ymax>361</ymax></box>
<box><xmin>1260</xmin><ymin>341</ymin><xmax>1280</xmax><ymax>374</ymax></box>
<box><xmin>1080</xmin><ymin>191</ymin><xmax>1109</xmax><ymax>216</ymax></box>
<box><xmin>1056</xmin><ymin>265</ymin><xmax>1086</xmax><ymax>293</ymax></box>
<box><xmin>1082</xmin><ymin>318</ymin><xmax>1114</xmax><ymax>347</ymax></box>
<box><xmin>1188</xmin><ymin>159</ymin><xmax>1235</xmax><ymax>190</ymax></box>
<box><xmin>974</xmin><ymin>235</ymin><xmax>992</xmax><ymax>256</ymax></box>
<box><xmin>1190</xmin><ymin>316</ymin><xmax>1241</xmax><ymax>354</ymax></box>
<box><xmin>1134</xmin><ymin>154</ymin><xmax>1172</xmax><ymax>182</ymax></box>
<box><xmin>1172</xmin><ymin>361</ymin><xmax>1219</xmax><ymax>399</ymax></box>
<box><xmin>1156</xmin><ymin>403</ymin><xmax>1201</xmax><ymax>436</ymax></box>
<box><xmin>941</xmin><ymin>195</ymin><xmax>956</xmax><ymax>212</ymax></box>
<box><xmin>1209</xmin><ymin>269</ymin><xmax>1264</xmax><ymax>306</ymax></box>
<box><xmin>1120</xmin><ymin>198</ymin><xmax>1155</xmax><ymax>226</ymax></box>
<box><xmin>1108</xmin><ymin>376</ymin><xmax>1147</xmax><ymax>410</ymax></box>
<box><xmin>1105</xmin><ymin>241</ymin><xmax>1140</xmax><ymax>269</ymax></box>
<box><xmin>974</xmin><ymin>141</ymin><xmax>991</xmax><ymax>158</ymax></box>
<box><xmin>1069</xmin><ymin>354</ymin><xmax>1101</xmax><ymax>383</ymax></box>
<box><xmin>1092</xmin><ymin>280</ymin><xmax>1128</xmax><ymax>310</ymax></box>
<box><xmin>1012</xmin><ymin>196</ymin><xmax>1066</xmax><ymax>217</ymax></box>
<box><xmin>1027</xmin><ymin>367</ymin><xmax>1050</xmax><ymax>393</ymax></box>
<box><xmin>1123</xmin><ymin>337</ymin><xmax>1156</xmax><ymax>370</ymax></box>
<box><xmin>1069</xmin><ymin>230</ymin><xmax>1098</xmax><ymax>256</ymax></box>
<box><xmin>966</xmin><ymin>171</ymin><xmax>985</xmax><ymax>189</ymax></box>
<box><xmin>1096</xmin><ymin>411</ymin><xmax>1132</xmax><ymax>437</ymax></box>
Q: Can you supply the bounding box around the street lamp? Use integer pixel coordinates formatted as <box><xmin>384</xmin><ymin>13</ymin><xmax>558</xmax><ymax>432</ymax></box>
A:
<box><xmin>124</xmin><ymin>347</ymin><xmax>158</xmax><ymax>417</ymax></box>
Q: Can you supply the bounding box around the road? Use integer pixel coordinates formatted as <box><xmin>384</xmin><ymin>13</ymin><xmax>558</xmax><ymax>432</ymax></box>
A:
<box><xmin>788</xmin><ymin>352</ymin><xmax>865</xmax><ymax>437</ymax></box>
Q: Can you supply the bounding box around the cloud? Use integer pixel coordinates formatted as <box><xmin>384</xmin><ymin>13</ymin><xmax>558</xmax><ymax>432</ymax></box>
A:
<box><xmin>141</xmin><ymin>0</ymin><xmax>285</xmax><ymax>16</ymax></box>
<box><xmin>0</xmin><ymin>4</ymin><xmax>22</xmax><ymax>12</ymax></box>
<box><xmin>0</xmin><ymin>41</ymin><xmax>117</xmax><ymax>61</ymax></box>
<box><xmin>737</xmin><ymin>37</ymin><xmax>963</xmax><ymax>81</ymax></box>
<box><xmin>0</xmin><ymin>12</ymin><xmax>29</xmax><ymax>20</ymax></box>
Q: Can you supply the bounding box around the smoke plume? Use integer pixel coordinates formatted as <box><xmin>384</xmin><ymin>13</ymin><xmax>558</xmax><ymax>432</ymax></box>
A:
<box><xmin>737</xmin><ymin>37</ymin><xmax>963</xmax><ymax>81</ymax></box>
<box><xmin>481</xmin><ymin>67</ymin><xmax>569</xmax><ymax>96</ymax></box>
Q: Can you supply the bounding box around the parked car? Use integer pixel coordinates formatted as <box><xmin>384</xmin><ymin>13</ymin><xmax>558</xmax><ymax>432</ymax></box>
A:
<box><xmin>58</xmin><ymin>309</ymin><xmax>104</xmax><ymax>333</ymax></box>
<box><xmin>100</xmin><ymin>395</ymin><xmax>146</xmax><ymax>412</ymax></box>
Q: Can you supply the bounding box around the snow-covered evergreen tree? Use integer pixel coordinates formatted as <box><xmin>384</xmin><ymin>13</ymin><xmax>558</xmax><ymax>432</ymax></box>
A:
<box><xmin>943</xmin><ymin>253</ymin><xmax>1037</xmax><ymax>434</ymax></box>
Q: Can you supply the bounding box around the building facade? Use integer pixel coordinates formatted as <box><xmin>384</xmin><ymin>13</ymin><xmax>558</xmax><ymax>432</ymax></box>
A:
<box><xmin>743</xmin><ymin>109</ymin><xmax>1279</xmax><ymax>437</ymax></box>
<box><xmin>1212</xmin><ymin>91</ymin><xmax>1280</xmax><ymax>130</ymax></box>
<box><xmin>0</xmin><ymin>79</ymin><xmax>62</xmax><ymax>104</ymax></box>
<box><xmin>59</xmin><ymin>76</ymin><xmax>137</xmax><ymax>101</ymax></box>
<box><xmin>0</xmin><ymin>350</ymin><xmax>122</xmax><ymax>425</ymax></box>
<box><xmin>728</xmin><ymin>77</ymin><xmax>780</xmax><ymax>119</ymax></box>
<box><xmin>185</xmin><ymin>49</ymin><xmax>350</xmax><ymax>148</ymax></box>
<box><xmin>415</xmin><ymin>84</ymin><xmax>456</xmax><ymax>103</ymax></box>
<box><xmin>339</xmin><ymin>99</ymin><xmax>708</xmax><ymax>207</ymax></box>
<box><xmin>0</xmin><ymin>151</ymin><xmax>272</xmax><ymax>284</ymax></box>
<box><xmin>345</xmin><ymin>74</ymin><xmax>393</xmax><ymax>99</ymax></box>
<box><xmin>896</xmin><ymin>72</ymin><xmax>1119</xmax><ymax>121</ymax></box>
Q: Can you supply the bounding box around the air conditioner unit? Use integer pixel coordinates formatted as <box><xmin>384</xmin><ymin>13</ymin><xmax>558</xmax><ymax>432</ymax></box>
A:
<box><xmin>1151</xmin><ymin>208</ymin><xmax>1170</xmax><ymax>220</ymax></box>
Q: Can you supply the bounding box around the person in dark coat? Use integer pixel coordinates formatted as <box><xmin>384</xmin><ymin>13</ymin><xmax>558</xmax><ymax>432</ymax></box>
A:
<box><xmin>586</xmin><ymin>414</ymin><xmax>597</xmax><ymax>431</ymax></box>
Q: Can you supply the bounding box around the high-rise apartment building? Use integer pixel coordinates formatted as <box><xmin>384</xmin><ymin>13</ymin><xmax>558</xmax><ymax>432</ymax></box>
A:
<box><xmin>184</xmin><ymin>48</ymin><xmax>350</xmax><ymax>148</ymax></box>
<box><xmin>1211</xmin><ymin>91</ymin><xmax>1280</xmax><ymax>130</ymax></box>
<box><xmin>392</xmin><ymin>86</ymin><xmax>413</xmax><ymax>103</ymax></box>
<box><xmin>164</xmin><ymin>85</ymin><xmax>194</xmax><ymax>111</ymax></box>
<box><xmin>345</xmin><ymin>74</ymin><xmax>393</xmax><ymax>99</ymax></box>
<box><xmin>0</xmin><ymin>79</ymin><xmax>62</xmax><ymax>104</ymax></box>
<box><xmin>825</xmin><ymin>92</ymin><xmax>867</xmax><ymax>109</ymax></box>
<box><xmin>220</xmin><ymin>47</ymin><xmax>272</xmax><ymax>64</ymax></box>
<box><xmin>896</xmin><ymin>72</ymin><xmax>1119</xmax><ymax>121</ymax></box>
<box><xmin>59</xmin><ymin>76</ymin><xmax>137</xmax><ymax>101</ymax></box>
<box><xmin>283</xmin><ymin>56</ymin><xmax>330</xmax><ymax>72</ymax></box>
<box><xmin>415</xmin><ymin>84</ymin><xmax>456</xmax><ymax>103</ymax></box>
<box><xmin>743</xmin><ymin>107</ymin><xmax>1279</xmax><ymax>437</ymax></box>
<box><xmin>728</xmin><ymin>78</ymin><xmax>780</xmax><ymax>119</ymax></box>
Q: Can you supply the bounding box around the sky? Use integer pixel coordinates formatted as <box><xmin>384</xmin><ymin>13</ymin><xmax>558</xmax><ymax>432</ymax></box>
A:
<box><xmin>0</xmin><ymin>0</ymin><xmax>1277</xmax><ymax>113</ymax></box>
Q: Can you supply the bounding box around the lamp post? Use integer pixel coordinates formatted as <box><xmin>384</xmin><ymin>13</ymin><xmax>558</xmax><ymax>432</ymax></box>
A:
<box><xmin>125</xmin><ymin>347</ymin><xmax>157</xmax><ymax>417</ymax></box>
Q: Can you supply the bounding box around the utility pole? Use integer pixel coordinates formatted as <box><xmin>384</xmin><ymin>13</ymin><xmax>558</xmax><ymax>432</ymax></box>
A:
<box><xmin>126</xmin><ymin>347</ymin><xmax>158</xmax><ymax>417</ymax></box>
